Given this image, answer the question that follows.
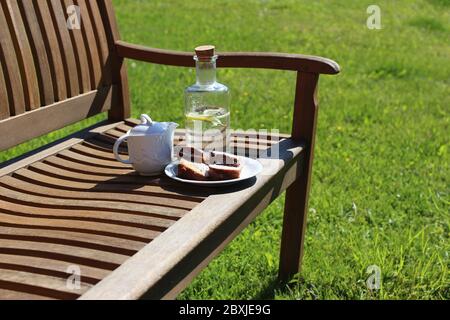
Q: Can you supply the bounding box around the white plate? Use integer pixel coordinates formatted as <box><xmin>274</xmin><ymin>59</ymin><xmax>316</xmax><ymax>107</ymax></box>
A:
<box><xmin>164</xmin><ymin>157</ymin><xmax>263</xmax><ymax>187</ymax></box>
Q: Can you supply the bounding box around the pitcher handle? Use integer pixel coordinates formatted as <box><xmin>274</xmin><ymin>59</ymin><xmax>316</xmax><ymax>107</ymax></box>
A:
<box><xmin>113</xmin><ymin>134</ymin><xmax>133</xmax><ymax>164</ymax></box>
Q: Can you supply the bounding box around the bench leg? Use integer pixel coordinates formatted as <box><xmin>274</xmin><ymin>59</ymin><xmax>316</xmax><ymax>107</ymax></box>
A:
<box><xmin>278</xmin><ymin>170</ymin><xmax>311</xmax><ymax>281</ymax></box>
<box><xmin>279</xmin><ymin>71</ymin><xmax>319</xmax><ymax>281</ymax></box>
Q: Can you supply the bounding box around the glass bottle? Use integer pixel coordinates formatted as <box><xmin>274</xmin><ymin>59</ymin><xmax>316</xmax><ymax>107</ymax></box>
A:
<box><xmin>185</xmin><ymin>45</ymin><xmax>231</xmax><ymax>152</ymax></box>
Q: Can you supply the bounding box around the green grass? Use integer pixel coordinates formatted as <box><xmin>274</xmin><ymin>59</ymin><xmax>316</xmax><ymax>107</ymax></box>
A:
<box><xmin>1</xmin><ymin>0</ymin><xmax>449</xmax><ymax>299</ymax></box>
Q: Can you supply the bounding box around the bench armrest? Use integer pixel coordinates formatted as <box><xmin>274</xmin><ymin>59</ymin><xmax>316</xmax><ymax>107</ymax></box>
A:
<box><xmin>115</xmin><ymin>41</ymin><xmax>340</xmax><ymax>75</ymax></box>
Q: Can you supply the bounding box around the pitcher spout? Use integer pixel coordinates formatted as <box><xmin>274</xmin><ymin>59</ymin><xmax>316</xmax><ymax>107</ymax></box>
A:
<box><xmin>168</xmin><ymin>122</ymin><xmax>179</xmax><ymax>133</ymax></box>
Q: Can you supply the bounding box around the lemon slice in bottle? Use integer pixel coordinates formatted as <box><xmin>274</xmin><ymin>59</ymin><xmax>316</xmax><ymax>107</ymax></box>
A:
<box><xmin>186</xmin><ymin>111</ymin><xmax>225</xmax><ymax>127</ymax></box>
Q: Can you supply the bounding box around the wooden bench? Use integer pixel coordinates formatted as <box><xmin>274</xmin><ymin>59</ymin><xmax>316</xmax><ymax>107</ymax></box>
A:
<box><xmin>0</xmin><ymin>0</ymin><xmax>339</xmax><ymax>300</ymax></box>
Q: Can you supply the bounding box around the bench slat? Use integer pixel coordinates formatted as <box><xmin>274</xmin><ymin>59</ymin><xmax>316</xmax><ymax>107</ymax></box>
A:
<box><xmin>35</xmin><ymin>1</ymin><xmax>67</xmax><ymax>101</ymax></box>
<box><xmin>81</xmin><ymin>139</ymin><xmax>128</xmax><ymax>155</ymax></box>
<box><xmin>0</xmin><ymin>287</ymin><xmax>57</xmax><ymax>300</ymax></box>
<box><xmin>77</xmin><ymin>0</ymin><xmax>103</xmax><ymax>89</ymax></box>
<box><xmin>0</xmin><ymin>184</ymin><xmax>185</xmax><ymax>221</ymax></box>
<box><xmin>0</xmin><ymin>196</ymin><xmax>177</xmax><ymax>231</ymax></box>
<box><xmin>0</xmin><ymin>225</ymin><xmax>143</xmax><ymax>254</ymax></box>
<box><xmin>0</xmin><ymin>253</ymin><xmax>108</xmax><ymax>283</ymax></box>
<box><xmin>20</xmin><ymin>0</ymin><xmax>55</xmax><ymax>106</ymax></box>
<box><xmin>58</xmin><ymin>149</ymin><xmax>131</xmax><ymax>169</ymax></box>
<box><xmin>0</xmin><ymin>239</ymin><xmax>127</xmax><ymax>269</ymax></box>
<box><xmin>48</xmin><ymin>0</ymin><xmax>80</xmax><ymax>97</ymax></box>
<box><xmin>0</xmin><ymin>280</ymin><xmax>77</xmax><ymax>300</ymax></box>
<box><xmin>115</xmin><ymin>129</ymin><xmax>282</xmax><ymax>149</ymax></box>
<box><xmin>1</xmin><ymin>175</ymin><xmax>198</xmax><ymax>210</ymax></box>
<box><xmin>0</xmin><ymin>268</ymin><xmax>92</xmax><ymax>294</ymax></box>
<box><xmin>71</xmin><ymin>143</ymin><xmax>119</xmax><ymax>160</ymax></box>
<box><xmin>0</xmin><ymin>87</ymin><xmax>114</xmax><ymax>152</ymax></box>
<box><xmin>0</xmin><ymin>232</ymin><xmax>136</xmax><ymax>261</ymax></box>
<box><xmin>4</xmin><ymin>0</ymin><xmax>41</xmax><ymax>111</ymax></box>
<box><xmin>64</xmin><ymin>0</ymin><xmax>91</xmax><ymax>93</ymax></box>
<box><xmin>0</xmin><ymin>4</ymin><xmax>25</xmax><ymax>115</ymax></box>
<box><xmin>10</xmin><ymin>167</ymin><xmax>207</xmax><ymax>199</ymax></box>
<box><xmin>0</xmin><ymin>210</ymin><xmax>159</xmax><ymax>244</ymax></box>
<box><xmin>86</xmin><ymin>0</ymin><xmax>111</xmax><ymax>86</ymax></box>
<box><xmin>0</xmin><ymin>61</ymin><xmax>9</xmax><ymax>119</ymax></box>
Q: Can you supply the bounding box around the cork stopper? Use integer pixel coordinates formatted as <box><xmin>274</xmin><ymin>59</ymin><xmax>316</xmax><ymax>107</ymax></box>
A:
<box><xmin>195</xmin><ymin>45</ymin><xmax>216</xmax><ymax>61</ymax></box>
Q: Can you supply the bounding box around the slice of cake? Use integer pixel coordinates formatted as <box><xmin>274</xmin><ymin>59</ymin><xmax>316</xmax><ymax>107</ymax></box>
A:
<box><xmin>177</xmin><ymin>150</ymin><xmax>244</xmax><ymax>182</ymax></box>
<box><xmin>208</xmin><ymin>163</ymin><xmax>243</xmax><ymax>181</ymax></box>
<box><xmin>177</xmin><ymin>158</ymin><xmax>209</xmax><ymax>181</ymax></box>
<box><xmin>203</xmin><ymin>151</ymin><xmax>241</xmax><ymax>167</ymax></box>
<box><xmin>204</xmin><ymin>151</ymin><xmax>243</xmax><ymax>180</ymax></box>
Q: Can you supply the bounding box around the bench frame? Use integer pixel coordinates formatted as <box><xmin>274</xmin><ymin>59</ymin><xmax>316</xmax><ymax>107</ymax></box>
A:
<box><xmin>0</xmin><ymin>0</ymin><xmax>340</xmax><ymax>299</ymax></box>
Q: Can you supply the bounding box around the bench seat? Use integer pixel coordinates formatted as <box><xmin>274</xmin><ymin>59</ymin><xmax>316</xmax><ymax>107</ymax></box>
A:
<box><xmin>0</xmin><ymin>119</ymin><xmax>304</xmax><ymax>300</ymax></box>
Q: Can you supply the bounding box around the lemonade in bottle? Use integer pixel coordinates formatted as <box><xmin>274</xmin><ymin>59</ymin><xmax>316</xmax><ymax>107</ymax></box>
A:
<box><xmin>185</xmin><ymin>45</ymin><xmax>231</xmax><ymax>151</ymax></box>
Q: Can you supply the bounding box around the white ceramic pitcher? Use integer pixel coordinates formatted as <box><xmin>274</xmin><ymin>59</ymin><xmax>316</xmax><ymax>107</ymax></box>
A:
<box><xmin>113</xmin><ymin>114</ymin><xmax>178</xmax><ymax>176</ymax></box>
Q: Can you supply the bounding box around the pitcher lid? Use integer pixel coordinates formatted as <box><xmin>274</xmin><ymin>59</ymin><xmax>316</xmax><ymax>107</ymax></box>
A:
<box><xmin>129</xmin><ymin>114</ymin><xmax>178</xmax><ymax>136</ymax></box>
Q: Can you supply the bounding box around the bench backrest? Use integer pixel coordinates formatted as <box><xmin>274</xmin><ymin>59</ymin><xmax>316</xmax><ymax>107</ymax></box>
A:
<box><xmin>0</xmin><ymin>0</ymin><xmax>129</xmax><ymax>151</ymax></box>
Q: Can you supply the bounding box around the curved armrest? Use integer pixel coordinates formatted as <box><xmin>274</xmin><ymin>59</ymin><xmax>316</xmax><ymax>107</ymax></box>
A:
<box><xmin>115</xmin><ymin>41</ymin><xmax>340</xmax><ymax>75</ymax></box>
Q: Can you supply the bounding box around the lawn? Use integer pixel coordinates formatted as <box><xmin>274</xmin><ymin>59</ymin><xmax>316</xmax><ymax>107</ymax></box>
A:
<box><xmin>1</xmin><ymin>0</ymin><xmax>449</xmax><ymax>299</ymax></box>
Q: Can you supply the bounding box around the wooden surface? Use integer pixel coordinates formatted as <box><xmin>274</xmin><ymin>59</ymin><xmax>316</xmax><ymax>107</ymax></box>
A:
<box><xmin>99</xmin><ymin>0</ymin><xmax>131</xmax><ymax>121</ymax></box>
<box><xmin>115</xmin><ymin>40</ymin><xmax>340</xmax><ymax>74</ymax></box>
<box><xmin>0</xmin><ymin>120</ymin><xmax>302</xmax><ymax>300</ymax></box>
<box><xmin>0</xmin><ymin>0</ymin><xmax>340</xmax><ymax>300</ymax></box>
<box><xmin>0</xmin><ymin>86</ymin><xmax>116</xmax><ymax>151</ymax></box>
<box><xmin>279</xmin><ymin>72</ymin><xmax>320</xmax><ymax>280</ymax></box>
<box><xmin>0</xmin><ymin>0</ymin><xmax>126</xmax><ymax>151</ymax></box>
<box><xmin>79</xmin><ymin>131</ymin><xmax>304</xmax><ymax>300</ymax></box>
<box><xmin>20</xmin><ymin>0</ymin><xmax>55</xmax><ymax>106</ymax></box>
<box><xmin>0</xmin><ymin>2</ymin><xmax>26</xmax><ymax>116</ymax></box>
<box><xmin>0</xmin><ymin>61</ymin><xmax>8</xmax><ymax>119</ymax></box>
<box><xmin>5</xmin><ymin>0</ymin><xmax>41</xmax><ymax>111</ymax></box>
